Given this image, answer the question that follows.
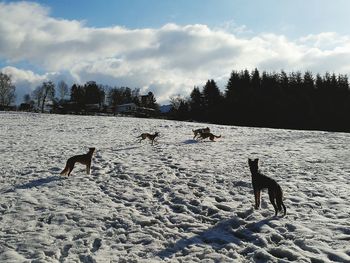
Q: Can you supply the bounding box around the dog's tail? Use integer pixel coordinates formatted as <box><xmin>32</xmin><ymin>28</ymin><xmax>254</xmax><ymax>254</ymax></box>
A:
<box><xmin>215</xmin><ymin>135</ymin><xmax>221</xmax><ymax>138</ymax></box>
<box><xmin>276</xmin><ymin>185</ymin><xmax>286</xmax><ymax>215</ymax></box>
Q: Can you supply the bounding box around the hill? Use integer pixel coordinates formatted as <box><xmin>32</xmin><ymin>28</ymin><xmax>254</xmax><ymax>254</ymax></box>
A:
<box><xmin>0</xmin><ymin>112</ymin><xmax>349</xmax><ymax>262</ymax></box>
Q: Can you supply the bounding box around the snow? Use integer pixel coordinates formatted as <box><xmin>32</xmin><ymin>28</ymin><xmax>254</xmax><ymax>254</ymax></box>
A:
<box><xmin>0</xmin><ymin>111</ymin><xmax>350</xmax><ymax>263</ymax></box>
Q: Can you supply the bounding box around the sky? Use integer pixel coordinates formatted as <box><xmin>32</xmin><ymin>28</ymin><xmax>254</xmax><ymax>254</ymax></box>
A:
<box><xmin>1</xmin><ymin>0</ymin><xmax>350</xmax><ymax>104</ymax></box>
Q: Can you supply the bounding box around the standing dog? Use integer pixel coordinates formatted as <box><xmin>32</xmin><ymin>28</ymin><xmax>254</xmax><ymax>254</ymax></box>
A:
<box><xmin>198</xmin><ymin>132</ymin><xmax>221</xmax><ymax>141</ymax></box>
<box><xmin>138</xmin><ymin>132</ymin><xmax>159</xmax><ymax>145</ymax></box>
<box><xmin>60</xmin><ymin>147</ymin><xmax>95</xmax><ymax>176</ymax></box>
<box><xmin>248</xmin><ymin>158</ymin><xmax>286</xmax><ymax>216</ymax></box>
<box><xmin>192</xmin><ymin>127</ymin><xmax>210</xmax><ymax>139</ymax></box>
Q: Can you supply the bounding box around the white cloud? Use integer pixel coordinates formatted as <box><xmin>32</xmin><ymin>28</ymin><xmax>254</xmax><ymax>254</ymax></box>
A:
<box><xmin>1</xmin><ymin>66</ymin><xmax>70</xmax><ymax>103</ymax></box>
<box><xmin>1</xmin><ymin>2</ymin><xmax>350</xmax><ymax>105</ymax></box>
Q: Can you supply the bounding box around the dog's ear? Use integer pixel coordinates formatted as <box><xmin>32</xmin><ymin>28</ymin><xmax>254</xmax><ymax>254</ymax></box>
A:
<box><xmin>255</xmin><ymin>158</ymin><xmax>259</xmax><ymax>163</ymax></box>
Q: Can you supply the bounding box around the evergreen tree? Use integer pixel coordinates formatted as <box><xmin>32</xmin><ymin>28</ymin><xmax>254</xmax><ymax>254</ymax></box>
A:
<box><xmin>189</xmin><ymin>86</ymin><xmax>203</xmax><ymax>121</ymax></box>
<box><xmin>85</xmin><ymin>81</ymin><xmax>102</xmax><ymax>105</ymax></box>
<box><xmin>202</xmin><ymin>79</ymin><xmax>223</xmax><ymax>122</ymax></box>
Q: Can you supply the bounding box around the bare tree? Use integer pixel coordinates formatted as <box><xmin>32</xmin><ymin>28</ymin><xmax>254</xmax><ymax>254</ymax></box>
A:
<box><xmin>0</xmin><ymin>72</ymin><xmax>16</xmax><ymax>106</ymax></box>
<box><xmin>40</xmin><ymin>81</ymin><xmax>55</xmax><ymax>113</ymax></box>
<box><xmin>57</xmin><ymin>80</ymin><xmax>68</xmax><ymax>101</ymax></box>
<box><xmin>32</xmin><ymin>86</ymin><xmax>43</xmax><ymax>110</ymax></box>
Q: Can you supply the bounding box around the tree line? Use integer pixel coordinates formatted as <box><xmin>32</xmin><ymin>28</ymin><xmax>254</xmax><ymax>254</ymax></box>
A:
<box><xmin>169</xmin><ymin>69</ymin><xmax>350</xmax><ymax>132</ymax></box>
<box><xmin>16</xmin><ymin>80</ymin><xmax>159</xmax><ymax>114</ymax></box>
<box><xmin>1</xmin><ymin>69</ymin><xmax>350</xmax><ymax>132</ymax></box>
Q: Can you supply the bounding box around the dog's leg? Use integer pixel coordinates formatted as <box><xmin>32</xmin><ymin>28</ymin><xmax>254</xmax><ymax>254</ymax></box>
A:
<box><xmin>67</xmin><ymin>164</ymin><xmax>74</xmax><ymax>176</ymax></box>
<box><xmin>268</xmin><ymin>189</ymin><xmax>278</xmax><ymax>216</ymax></box>
<box><xmin>60</xmin><ymin>166</ymin><xmax>67</xmax><ymax>176</ymax></box>
<box><xmin>153</xmin><ymin>138</ymin><xmax>158</xmax><ymax>145</ymax></box>
<box><xmin>276</xmin><ymin>187</ymin><xmax>287</xmax><ymax>216</ymax></box>
<box><xmin>254</xmin><ymin>190</ymin><xmax>260</xmax><ymax>209</ymax></box>
<box><xmin>282</xmin><ymin>202</ymin><xmax>286</xmax><ymax>216</ymax></box>
<box><xmin>276</xmin><ymin>196</ymin><xmax>287</xmax><ymax>216</ymax></box>
<box><xmin>86</xmin><ymin>162</ymin><xmax>91</xmax><ymax>174</ymax></box>
<box><xmin>60</xmin><ymin>163</ymin><xmax>69</xmax><ymax>176</ymax></box>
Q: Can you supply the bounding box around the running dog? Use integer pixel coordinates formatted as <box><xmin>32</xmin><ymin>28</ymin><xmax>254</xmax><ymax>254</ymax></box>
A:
<box><xmin>138</xmin><ymin>132</ymin><xmax>159</xmax><ymax>145</ymax></box>
<box><xmin>248</xmin><ymin>158</ymin><xmax>286</xmax><ymax>216</ymax></box>
<box><xmin>192</xmin><ymin>127</ymin><xmax>210</xmax><ymax>139</ymax></box>
<box><xmin>198</xmin><ymin>132</ymin><xmax>221</xmax><ymax>141</ymax></box>
<box><xmin>60</xmin><ymin>147</ymin><xmax>95</xmax><ymax>176</ymax></box>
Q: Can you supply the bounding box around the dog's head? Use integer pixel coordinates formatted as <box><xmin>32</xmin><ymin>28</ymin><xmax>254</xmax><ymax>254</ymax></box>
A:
<box><xmin>155</xmin><ymin>132</ymin><xmax>160</xmax><ymax>137</ymax></box>
<box><xmin>89</xmin><ymin>147</ymin><xmax>96</xmax><ymax>153</ymax></box>
<box><xmin>248</xmin><ymin>158</ymin><xmax>259</xmax><ymax>174</ymax></box>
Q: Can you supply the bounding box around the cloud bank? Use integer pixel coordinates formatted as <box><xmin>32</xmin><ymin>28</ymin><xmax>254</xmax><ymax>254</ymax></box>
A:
<box><xmin>1</xmin><ymin>2</ymin><xmax>350</xmax><ymax>104</ymax></box>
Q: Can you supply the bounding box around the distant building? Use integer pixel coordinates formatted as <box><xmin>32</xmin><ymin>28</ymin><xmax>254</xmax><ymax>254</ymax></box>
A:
<box><xmin>0</xmin><ymin>105</ymin><xmax>17</xmax><ymax>111</ymax></box>
<box><xmin>135</xmin><ymin>106</ymin><xmax>156</xmax><ymax>117</ymax></box>
<box><xmin>116</xmin><ymin>103</ymin><xmax>138</xmax><ymax>114</ymax></box>
<box><xmin>85</xmin><ymin>103</ymin><xmax>101</xmax><ymax>113</ymax></box>
<box><xmin>115</xmin><ymin>102</ymin><xmax>157</xmax><ymax>117</ymax></box>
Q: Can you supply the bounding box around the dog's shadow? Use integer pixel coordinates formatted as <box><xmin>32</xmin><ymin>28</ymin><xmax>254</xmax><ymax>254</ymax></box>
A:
<box><xmin>182</xmin><ymin>139</ymin><xmax>199</xmax><ymax>144</ymax></box>
<box><xmin>156</xmin><ymin>215</ymin><xmax>274</xmax><ymax>259</ymax></box>
<box><xmin>6</xmin><ymin>175</ymin><xmax>64</xmax><ymax>193</ymax></box>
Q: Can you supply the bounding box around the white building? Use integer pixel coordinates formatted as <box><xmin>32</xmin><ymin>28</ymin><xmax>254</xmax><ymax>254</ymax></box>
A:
<box><xmin>116</xmin><ymin>103</ymin><xmax>138</xmax><ymax>113</ymax></box>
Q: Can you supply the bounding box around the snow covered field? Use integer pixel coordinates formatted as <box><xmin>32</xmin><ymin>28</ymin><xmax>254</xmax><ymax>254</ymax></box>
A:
<box><xmin>0</xmin><ymin>112</ymin><xmax>349</xmax><ymax>263</ymax></box>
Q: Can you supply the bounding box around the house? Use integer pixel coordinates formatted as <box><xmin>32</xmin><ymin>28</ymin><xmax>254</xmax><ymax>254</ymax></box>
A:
<box><xmin>135</xmin><ymin>106</ymin><xmax>156</xmax><ymax>117</ymax></box>
<box><xmin>85</xmin><ymin>103</ymin><xmax>101</xmax><ymax>113</ymax></box>
<box><xmin>0</xmin><ymin>105</ymin><xmax>17</xmax><ymax>111</ymax></box>
<box><xmin>116</xmin><ymin>103</ymin><xmax>138</xmax><ymax>114</ymax></box>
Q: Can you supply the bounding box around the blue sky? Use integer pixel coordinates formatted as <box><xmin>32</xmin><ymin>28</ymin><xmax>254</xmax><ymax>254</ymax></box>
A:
<box><xmin>1</xmin><ymin>0</ymin><xmax>350</xmax><ymax>104</ymax></box>
<box><xmin>30</xmin><ymin>0</ymin><xmax>350</xmax><ymax>37</ymax></box>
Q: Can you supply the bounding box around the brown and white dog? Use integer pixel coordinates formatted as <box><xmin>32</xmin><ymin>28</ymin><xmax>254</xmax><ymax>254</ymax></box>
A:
<box><xmin>192</xmin><ymin>127</ymin><xmax>210</xmax><ymax>139</ymax></box>
<box><xmin>138</xmin><ymin>132</ymin><xmax>159</xmax><ymax>145</ymax></box>
<box><xmin>60</xmin><ymin>147</ymin><xmax>95</xmax><ymax>176</ymax></box>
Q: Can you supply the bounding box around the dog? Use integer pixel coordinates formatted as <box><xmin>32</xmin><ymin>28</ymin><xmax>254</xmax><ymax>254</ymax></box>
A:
<box><xmin>138</xmin><ymin>132</ymin><xmax>159</xmax><ymax>145</ymax></box>
<box><xmin>198</xmin><ymin>132</ymin><xmax>221</xmax><ymax>141</ymax></box>
<box><xmin>60</xmin><ymin>147</ymin><xmax>95</xmax><ymax>176</ymax></box>
<box><xmin>192</xmin><ymin>127</ymin><xmax>210</xmax><ymax>139</ymax></box>
<box><xmin>248</xmin><ymin>158</ymin><xmax>286</xmax><ymax>216</ymax></box>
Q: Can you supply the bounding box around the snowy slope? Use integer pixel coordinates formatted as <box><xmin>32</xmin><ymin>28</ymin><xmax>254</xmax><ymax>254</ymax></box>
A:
<box><xmin>0</xmin><ymin>112</ymin><xmax>349</xmax><ymax>263</ymax></box>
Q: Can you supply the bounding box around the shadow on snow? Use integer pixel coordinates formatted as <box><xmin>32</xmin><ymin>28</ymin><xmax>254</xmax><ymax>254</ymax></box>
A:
<box><xmin>157</xmin><ymin>214</ymin><xmax>274</xmax><ymax>259</ymax></box>
<box><xmin>5</xmin><ymin>176</ymin><xmax>63</xmax><ymax>192</ymax></box>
